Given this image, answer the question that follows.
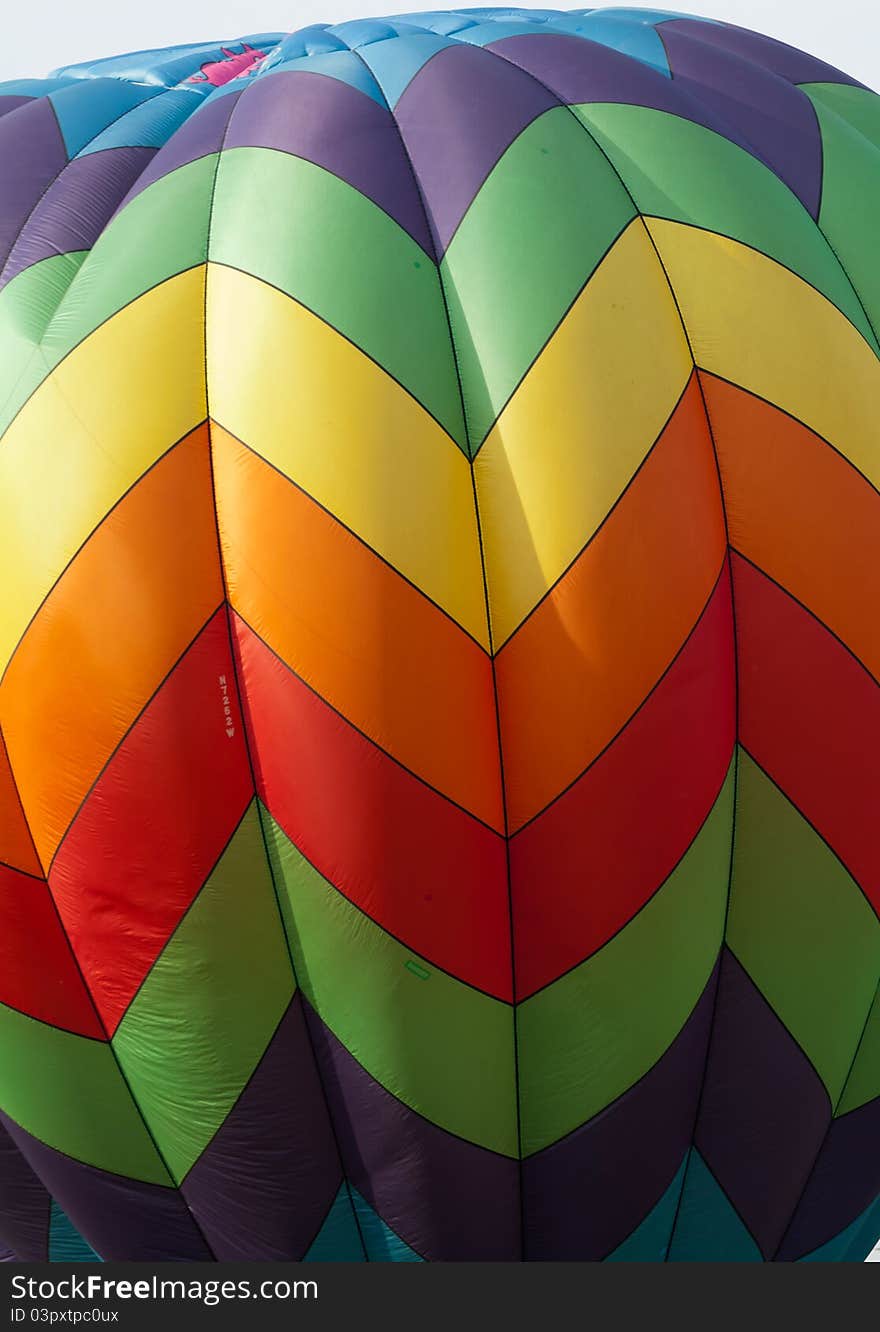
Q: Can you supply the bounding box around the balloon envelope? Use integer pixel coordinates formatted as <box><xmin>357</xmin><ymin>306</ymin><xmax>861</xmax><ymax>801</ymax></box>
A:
<box><xmin>0</xmin><ymin>6</ymin><xmax>879</xmax><ymax>1262</ymax></box>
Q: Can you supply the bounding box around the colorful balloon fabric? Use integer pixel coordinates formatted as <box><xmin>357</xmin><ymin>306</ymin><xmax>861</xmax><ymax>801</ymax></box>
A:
<box><xmin>1</xmin><ymin>6</ymin><xmax>880</xmax><ymax>1263</ymax></box>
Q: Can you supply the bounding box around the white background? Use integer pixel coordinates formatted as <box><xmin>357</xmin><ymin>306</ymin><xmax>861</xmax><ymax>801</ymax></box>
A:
<box><xmin>2</xmin><ymin>0</ymin><xmax>879</xmax><ymax>1262</ymax></box>
<box><xmin>1</xmin><ymin>2</ymin><xmax>879</xmax><ymax>87</ymax></box>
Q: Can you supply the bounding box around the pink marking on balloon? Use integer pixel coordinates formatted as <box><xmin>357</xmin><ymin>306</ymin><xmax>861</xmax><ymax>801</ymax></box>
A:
<box><xmin>187</xmin><ymin>43</ymin><xmax>267</xmax><ymax>87</ymax></box>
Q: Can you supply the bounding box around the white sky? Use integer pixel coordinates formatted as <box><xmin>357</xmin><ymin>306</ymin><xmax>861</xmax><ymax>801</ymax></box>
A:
<box><xmin>3</xmin><ymin>0</ymin><xmax>880</xmax><ymax>1264</ymax></box>
<box><xmin>1</xmin><ymin>1</ymin><xmax>879</xmax><ymax>87</ymax></box>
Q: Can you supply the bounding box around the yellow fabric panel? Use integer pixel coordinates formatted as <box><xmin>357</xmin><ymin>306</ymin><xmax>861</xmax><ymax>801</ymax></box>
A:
<box><xmin>0</xmin><ymin>268</ymin><xmax>207</xmax><ymax>678</ymax></box>
<box><xmin>474</xmin><ymin>219</ymin><xmax>692</xmax><ymax>648</ymax></box>
<box><xmin>648</xmin><ymin>217</ymin><xmax>880</xmax><ymax>488</ymax></box>
<box><xmin>206</xmin><ymin>263</ymin><xmax>488</xmax><ymax>648</ymax></box>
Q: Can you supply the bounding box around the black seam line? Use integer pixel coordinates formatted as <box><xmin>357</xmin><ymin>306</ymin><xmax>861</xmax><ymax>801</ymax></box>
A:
<box><xmin>0</xmin><ymin>423</ymin><xmax>207</xmax><ymax>691</ymax></box>
<box><xmin>0</xmin><ymin>993</ymin><xmax>106</xmax><ymax>1044</ymax></box>
<box><xmin>0</xmin><ymin>88</ymin><xmax>166</xmax><ymax>289</ymax></box>
<box><xmin>45</xmin><ymin>601</ymin><xmax>223</xmax><ymax>877</ymax></box>
<box><xmin>0</xmin><ymin>263</ymin><xmax>204</xmax><ymax>445</ymax></box>
<box><xmin>175</xmin><ymin>991</ymin><xmax>289</xmax><ymax>1184</ymax></box>
<box><xmin>109</xmin><ymin>794</ymin><xmax>254</xmax><ymax>1031</ymax></box>
<box><xmin>725</xmin><ymin>935</ymin><xmax>841</xmax><ymax>1110</ymax></box>
<box><xmin>732</xmin><ymin>546</ymin><xmax>880</xmax><ymax>688</ymax></box>
<box><xmin>256</xmin><ymin>788</ymin><xmax>512</xmax><ymax>1009</ymax></box>
<box><xmin>289</xmin><ymin>1164</ymin><xmax>351</xmax><ymax>1263</ymax></box>
<box><xmin>518</xmin><ymin>747</ymin><xmax>735</xmax><ymax>1005</ymax></box>
<box><xmin>202</xmin><ymin>130</ymin><xmax>367</xmax><ymax>1263</ymax></box>
<box><xmin>495</xmin><ymin>368</ymin><xmax>695</xmax><ymax>653</ymax></box>
<box><xmin>0</xmin><ymin>719</ymin><xmax>103</xmax><ymax>1044</ymax></box>
<box><xmin>702</xmin><ymin>367</ymin><xmax>880</xmax><ymax>501</ymax></box>
<box><xmin>510</xmin><ymin>554</ymin><xmax>727</xmax><ymax>840</ymax></box>
<box><xmin>654</xmin><ymin>17</ymin><xmax>674</xmax><ymax>79</ymax></box>
<box><xmin>526</xmin><ymin>951</ymin><xmax>723</xmax><ymax>1168</ymax></box>
<box><xmin>297</xmin><ymin>992</ymin><xmax>517</xmax><ymax>1166</ymax></box>
<box><xmin>811</xmin><ymin>87</ymin><xmax>826</xmax><ymax>230</ymax></box>
<box><xmin>688</xmin><ymin>1115</ymin><xmax>770</xmax><ymax>1261</ymax></box>
<box><xmin>233</xmin><ymin>606</ymin><xmax>502</xmax><ymax>839</ymax></box>
<box><xmin>468</xmin><ymin>214</ymin><xmax>636</xmax><ymax>461</ymax></box>
<box><xmin>213</xmin><ymin>421</ymin><xmax>488</xmax><ymax>656</ymax></box>
<box><xmin>639</xmin><ymin>211</ymin><xmax>880</xmax><ymax>361</ymax></box>
<box><xmin>738</xmin><ymin>741</ymin><xmax>880</xmax><ymax>943</ymax></box>
<box><xmin>342</xmin><ymin>34</ymin><xmax>525</xmax><ymax>1260</ymax></box>
<box><xmin>210</xmin><ymin>257</ymin><xmax>468</xmax><ymax>457</ymax></box>
<box><xmin>0</xmin><ymin>858</ymin><xmax>42</xmax><ymax>882</ymax></box>
<box><xmin>328</xmin><ymin>1164</ymin><xmax>430</xmax><ymax>1264</ymax></box>
<box><xmin>0</xmin><ymin>723</ymin><xmax>44</xmax><ymax>878</ymax></box>
<box><xmin>0</xmin><ymin>748</ymin><xmax>215</xmax><ymax>1254</ymax></box>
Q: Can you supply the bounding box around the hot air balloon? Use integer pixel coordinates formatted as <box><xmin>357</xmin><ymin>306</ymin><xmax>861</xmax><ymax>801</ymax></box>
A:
<box><xmin>0</xmin><ymin>7</ymin><xmax>879</xmax><ymax>1263</ymax></box>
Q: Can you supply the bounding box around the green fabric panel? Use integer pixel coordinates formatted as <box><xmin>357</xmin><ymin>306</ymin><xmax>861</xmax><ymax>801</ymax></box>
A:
<box><xmin>0</xmin><ymin>252</ymin><xmax>86</xmax><ymax>414</ymax></box>
<box><xmin>577</xmin><ymin>102</ymin><xmax>878</xmax><ymax>354</ymax></box>
<box><xmin>837</xmin><ymin>985</ymin><xmax>880</xmax><ymax>1116</ymax></box>
<box><xmin>262</xmin><ymin>805</ymin><xmax>518</xmax><ymax>1158</ymax></box>
<box><xmin>113</xmin><ymin>801</ymin><xmax>294</xmax><ymax>1182</ymax></box>
<box><xmin>0</xmin><ymin>157</ymin><xmax>215</xmax><ymax>436</ymax></box>
<box><xmin>668</xmin><ymin>1149</ymin><xmax>762</xmax><ymax>1261</ymax></box>
<box><xmin>605</xmin><ymin>1158</ymin><xmax>686</xmax><ymax>1261</ymax></box>
<box><xmin>0</xmin><ymin>1002</ymin><xmax>166</xmax><ymax>1183</ymax></box>
<box><xmin>728</xmin><ymin>751</ymin><xmax>880</xmax><ymax>1103</ymax></box>
<box><xmin>441</xmin><ymin>106</ymin><xmax>635</xmax><ymax>452</ymax></box>
<box><xmin>518</xmin><ymin>759</ymin><xmax>734</xmax><ymax>1156</ymax></box>
<box><xmin>210</xmin><ymin>147</ymin><xmax>466</xmax><ymax>450</ymax></box>
<box><xmin>804</xmin><ymin>84</ymin><xmax>880</xmax><ymax>343</ymax></box>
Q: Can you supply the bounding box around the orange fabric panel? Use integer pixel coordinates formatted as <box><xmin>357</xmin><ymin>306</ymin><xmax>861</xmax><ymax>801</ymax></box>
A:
<box><xmin>496</xmin><ymin>376</ymin><xmax>726</xmax><ymax>832</ymax></box>
<box><xmin>0</xmin><ymin>730</ymin><xmax>42</xmax><ymax>877</ymax></box>
<box><xmin>705</xmin><ymin>372</ymin><xmax>880</xmax><ymax>679</ymax></box>
<box><xmin>212</xmin><ymin>424</ymin><xmax>504</xmax><ymax>831</ymax></box>
<box><xmin>0</xmin><ymin>425</ymin><xmax>223</xmax><ymax>866</ymax></box>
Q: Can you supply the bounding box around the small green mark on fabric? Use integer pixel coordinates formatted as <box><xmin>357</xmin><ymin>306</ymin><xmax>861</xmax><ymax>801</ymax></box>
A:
<box><xmin>405</xmin><ymin>960</ymin><xmax>430</xmax><ymax>980</ymax></box>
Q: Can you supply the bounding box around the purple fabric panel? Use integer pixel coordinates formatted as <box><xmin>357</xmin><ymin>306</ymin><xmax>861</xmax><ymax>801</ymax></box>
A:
<box><xmin>521</xmin><ymin>960</ymin><xmax>718</xmax><ymax>1260</ymax></box>
<box><xmin>0</xmin><ymin>1120</ymin><xmax>49</xmax><ymax>1261</ymax></box>
<box><xmin>0</xmin><ymin>97</ymin><xmax>67</xmax><ymax>272</ymax></box>
<box><xmin>0</xmin><ymin>1113</ymin><xmax>212</xmax><ymax>1262</ymax></box>
<box><xmin>488</xmin><ymin>31</ymin><xmax>821</xmax><ymax>214</ymax></box>
<box><xmin>662</xmin><ymin>19</ymin><xmax>866</xmax><ymax>89</ymax></box>
<box><xmin>182</xmin><ymin>997</ymin><xmax>345</xmax><ymax>1261</ymax></box>
<box><xmin>226</xmin><ymin>70</ymin><xmax>432</xmax><ymax>254</ymax></box>
<box><xmin>390</xmin><ymin>43</ymin><xmax>557</xmax><ymax>252</ymax></box>
<box><xmin>659</xmin><ymin>24</ymin><xmax>823</xmax><ymax>214</ymax></box>
<box><xmin>0</xmin><ymin>95</ymin><xmax>34</xmax><ymax>119</ymax></box>
<box><xmin>694</xmin><ymin>949</ymin><xmax>831</xmax><ymax>1258</ymax></box>
<box><xmin>487</xmin><ymin>32</ymin><xmax>732</xmax><ymax>127</ymax></box>
<box><xmin>1</xmin><ymin>146</ymin><xmax>155</xmax><ymax>289</ymax></box>
<box><xmin>303</xmin><ymin>1000</ymin><xmax>521</xmax><ymax>1260</ymax></box>
<box><xmin>777</xmin><ymin>1095</ymin><xmax>880</xmax><ymax>1260</ymax></box>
